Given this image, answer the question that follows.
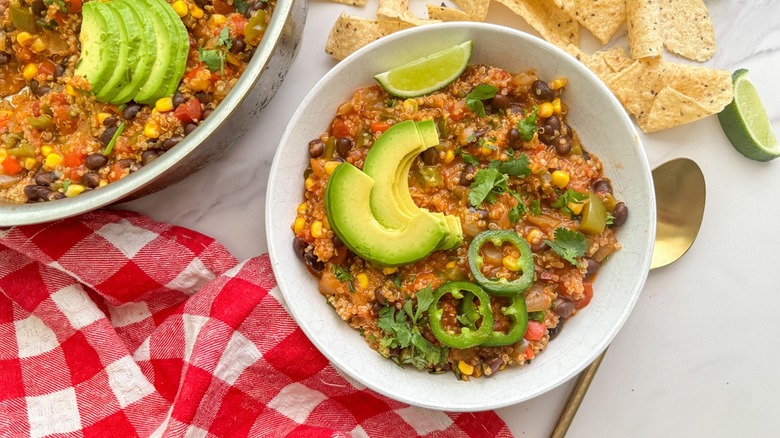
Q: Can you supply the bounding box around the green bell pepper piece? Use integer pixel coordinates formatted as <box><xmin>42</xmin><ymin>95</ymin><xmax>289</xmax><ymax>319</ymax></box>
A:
<box><xmin>468</xmin><ymin>230</ymin><xmax>534</xmax><ymax>296</ymax></box>
<box><xmin>580</xmin><ymin>192</ymin><xmax>607</xmax><ymax>235</ymax></box>
<box><xmin>429</xmin><ymin>281</ymin><xmax>493</xmax><ymax>349</ymax></box>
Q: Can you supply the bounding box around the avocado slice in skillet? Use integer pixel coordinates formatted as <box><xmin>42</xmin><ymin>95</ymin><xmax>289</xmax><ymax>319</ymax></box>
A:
<box><xmin>74</xmin><ymin>1</ymin><xmax>120</xmax><ymax>94</ymax></box>
<box><xmin>92</xmin><ymin>1</ymin><xmax>143</xmax><ymax>102</ymax></box>
<box><xmin>109</xmin><ymin>0</ymin><xmax>157</xmax><ymax>104</ymax></box>
<box><xmin>132</xmin><ymin>0</ymin><xmax>189</xmax><ymax>105</ymax></box>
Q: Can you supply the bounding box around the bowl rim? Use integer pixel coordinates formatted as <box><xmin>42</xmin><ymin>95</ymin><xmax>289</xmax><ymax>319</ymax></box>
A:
<box><xmin>267</xmin><ymin>21</ymin><xmax>655</xmax><ymax>411</ymax></box>
<box><xmin>0</xmin><ymin>0</ymin><xmax>296</xmax><ymax>227</ymax></box>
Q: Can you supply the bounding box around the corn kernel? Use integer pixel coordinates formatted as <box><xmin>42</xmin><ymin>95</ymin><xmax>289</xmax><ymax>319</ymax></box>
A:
<box><xmin>297</xmin><ymin>202</ymin><xmax>308</xmax><ymax>215</ymax></box>
<box><xmin>537</xmin><ymin>102</ymin><xmax>554</xmax><ymax>118</ymax></box>
<box><xmin>190</xmin><ymin>4</ymin><xmax>204</xmax><ymax>18</ymax></box>
<box><xmin>31</xmin><ymin>38</ymin><xmax>46</xmax><ymax>53</ymax></box>
<box><xmin>41</xmin><ymin>145</ymin><xmax>53</xmax><ymax>156</ymax></box>
<box><xmin>550</xmin><ymin>78</ymin><xmax>568</xmax><ymax>90</ymax></box>
<box><xmin>324</xmin><ymin>161</ymin><xmax>341</xmax><ymax>175</ymax></box>
<box><xmin>567</xmin><ymin>201</ymin><xmax>584</xmax><ymax>215</ymax></box>
<box><xmin>304</xmin><ymin>177</ymin><xmax>315</xmax><ymax>191</ymax></box>
<box><xmin>22</xmin><ymin>63</ymin><xmax>38</xmax><ymax>80</ymax></box>
<box><xmin>458</xmin><ymin>361</ymin><xmax>474</xmax><ymax>376</ymax></box>
<box><xmin>551</xmin><ymin>170</ymin><xmax>569</xmax><ymax>189</ymax></box>
<box><xmin>310</xmin><ymin>220</ymin><xmax>324</xmax><ymax>238</ymax></box>
<box><xmin>382</xmin><ymin>266</ymin><xmax>398</xmax><ymax>275</ymax></box>
<box><xmin>481</xmin><ymin>146</ymin><xmax>493</xmax><ymax>156</ymax></box>
<box><xmin>44</xmin><ymin>153</ymin><xmax>63</xmax><ymax>169</ymax></box>
<box><xmin>210</xmin><ymin>14</ymin><xmax>226</xmax><ymax>26</ymax></box>
<box><xmin>356</xmin><ymin>273</ymin><xmax>369</xmax><ymax>289</ymax></box>
<box><xmin>16</xmin><ymin>32</ymin><xmax>33</xmax><ymax>46</ymax></box>
<box><xmin>525</xmin><ymin>228</ymin><xmax>542</xmax><ymax>245</ymax></box>
<box><xmin>552</xmin><ymin>98</ymin><xmax>562</xmax><ymax>116</ymax></box>
<box><xmin>144</xmin><ymin>122</ymin><xmax>160</xmax><ymax>139</ymax></box>
<box><xmin>99</xmin><ymin>179</ymin><xmax>108</xmax><ymax>187</ymax></box>
<box><xmin>155</xmin><ymin>97</ymin><xmax>174</xmax><ymax>112</ymax></box>
<box><xmin>502</xmin><ymin>256</ymin><xmax>521</xmax><ymax>272</ymax></box>
<box><xmin>66</xmin><ymin>84</ymin><xmax>78</xmax><ymax>96</ymax></box>
<box><xmin>23</xmin><ymin>157</ymin><xmax>38</xmax><ymax>170</ymax></box>
<box><xmin>0</xmin><ymin>149</ymin><xmax>7</xmax><ymax>161</ymax></box>
<box><xmin>172</xmin><ymin>0</ymin><xmax>189</xmax><ymax>17</ymax></box>
<box><xmin>402</xmin><ymin>98</ymin><xmax>418</xmax><ymax>112</ymax></box>
<box><xmin>97</xmin><ymin>112</ymin><xmax>112</xmax><ymax>125</ymax></box>
<box><xmin>443</xmin><ymin>149</ymin><xmax>454</xmax><ymax>164</ymax></box>
<box><xmin>293</xmin><ymin>216</ymin><xmax>305</xmax><ymax>234</ymax></box>
<box><xmin>64</xmin><ymin>184</ymin><xmax>86</xmax><ymax>198</ymax></box>
<box><xmin>445</xmin><ymin>261</ymin><xmax>457</xmax><ymax>269</ymax></box>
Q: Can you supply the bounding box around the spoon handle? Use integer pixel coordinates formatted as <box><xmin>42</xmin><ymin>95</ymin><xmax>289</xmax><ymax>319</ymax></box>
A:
<box><xmin>550</xmin><ymin>347</ymin><xmax>609</xmax><ymax>438</ymax></box>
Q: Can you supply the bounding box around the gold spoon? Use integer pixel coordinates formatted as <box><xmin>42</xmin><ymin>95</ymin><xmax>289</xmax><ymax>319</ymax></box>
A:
<box><xmin>552</xmin><ymin>157</ymin><xmax>706</xmax><ymax>437</ymax></box>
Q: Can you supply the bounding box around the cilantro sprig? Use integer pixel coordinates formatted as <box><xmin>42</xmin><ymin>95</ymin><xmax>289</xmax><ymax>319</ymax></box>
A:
<box><xmin>517</xmin><ymin>106</ymin><xmax>539</xmax><ymax>141</ymax></box>
<box><xmin>466</xmin><ymin>84</ymin><xmax>498</xmax><ymax>118</ymax></box>
<box><xmin>552</xmin><ymin>189</ymin><xmax>587</xmax><ymax>216</ymax></box>
<box><xmin>330</xmin><ymin>265</ymin><xmax>355</xmax><ymax>293</ymax></box>
<box><xmin>377</xmin><ymin>286</ymin><xmax>448</xmax><ymax>370</ymax></box>
<box><xmin>468</xmin><ymin>153</ymin><xmax>531</xmax><ymax>208</ymax></box>
<box><xmin>199</xmin><ymin>27</ymin><xmax>233</xmax><ymax>75</ymax></box>
<box><xmin>545</xmin><ymin>227</ymin><xmax>587</xmax><ymax>265</ymax></box>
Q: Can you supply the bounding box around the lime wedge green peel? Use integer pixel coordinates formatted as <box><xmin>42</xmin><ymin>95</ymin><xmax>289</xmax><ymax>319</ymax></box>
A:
<box><xmin>374</xmin><ymin>41</ymin><xmax>472</xmax><ymax>98</ymax></box>
<box><xmin>717</xmin><ymin>69</ymin><xmax>779</xmax><ymax>162</ymax></box>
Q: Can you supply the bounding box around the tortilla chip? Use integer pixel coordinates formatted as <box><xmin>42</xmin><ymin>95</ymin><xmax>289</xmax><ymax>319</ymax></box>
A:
<box><xmin>451</xmin><ymin>0</ymin><xmax>490</xmax><ymax>21</ymax></box>
<box><xmin>575</xmin><ymin>46</ymin><xmax>633</xmax><ymax>85</ymax></box>
<box><xmin>493</xmin><ymin>0</ymin><xmax>579</xmax><ymax>48</ymax></box>
<box><xmin>608</xmin><ymin>58</ymin><xmax>733</xmax><ymax>132</ymax></box>
<box><xmin>329</xmin><ymin>0</ymin><xmax>367</xmax><ymax>6</ymax></box>
<box><xmin>553</xmin><ymin>0</ymin><xmax>625</xmax><ymax>44</ymax></box>
<box><xmin>660</xmin><ymin>0</ymin><xmax>716</xmax><ymax>61</ymax></box>
<box><xmin>625</xmin><ymin>0</ymin><xmax>663</xmax><ymax>59</ymax></box>
<box><xmin>377</xmin><ymin>0</ymin><xmax>440</xmax><ymax>25</ymax></box>
<box><xmin>426</xmin><ymin>5</ymin><xmax>478</xmax><ymax>22</ymax></box>
<box><xmin>325</xmin><ymin>14</ymin><xmax>414</xmax><ymax>61</ymax></box>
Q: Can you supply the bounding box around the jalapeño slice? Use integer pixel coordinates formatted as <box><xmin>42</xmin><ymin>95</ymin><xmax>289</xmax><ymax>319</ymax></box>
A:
<box><xmin>429</xmin><ymin>282</ymin><xmax>493</xmax><ymax>349</ymax></box>
<box><xmin>468</xmin><ymin>230</ymin><xmax>534</xmax><ymax>296</ymax></box>
<box><xmin>463</xmin><ymin>294</ymin><xmax>528</xmax><ymax>347</ymax></box>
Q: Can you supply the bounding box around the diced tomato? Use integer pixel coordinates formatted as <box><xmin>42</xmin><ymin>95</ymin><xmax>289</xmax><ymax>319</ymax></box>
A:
<box><xmin>65</xmin><ymin>0</ymin><xmax>83</xmax><ymax>13</ymax></box>
<box><xmin>174</xmin><ymin>98</ymin><xmax>203</xmax><ymax>124</ymax></box>
<box><xmin>230</xmin><ymin>14</ymin><xmax>247</xmax><ymax>36</ymax></box>
<box><xmin>63</xmin><ymin>151</ymin><xmax>84</xmax><ymax>168</ymax></box>
<box><xmin>38</xmin><ymin>60</ymin><xmax>56</xmax><ymax>78</ymax></box>
<box><xmin>370</xmin><ymin>122</ymin><xmax>391</xmax><ymax>133</ymax></box>
<box><xmin>52</xmin><ymin>11</ymin><xmax>67</xmax><ymax>26</ymax></box>
<box><xmin>575</xmin><ymin>282</ymin><xmax>594</xmax><ymax>310</ymax></box>
<box><xmin>524</xmin><ymin>320</ymin><xmax>546</xmax><ymax>341</ymax></box>
<box><xmin>449</xmin><ymin>101</ymin><xmax>468</xmax><ymax>122</ymax></box>
<box><xmin>2</xmin><ymin>157</ymin><xmax>23</xmax><ymax>176</ymax></box>
<box><xmin>212</xmin><ymin>0</ymin><xmax>234</xmax><ymax>14</ymax></box>
<box><xmin>524</xmin><ymin>344</ymin><xmax>535</xmax><ymax>360</ymax></box>
<box><xmin>331</xmin><ymin>119</ymin><xmax>351</xmax><ymax>139</ymax></box>
<box><xmin>0</xmin><ymin>114</ymin><xmax>11</xmax><ymax>130</ymax></box>
<box><xmin>186</xmin><ymin>64</ymin><xmax>206</xmax><ymax>80</ymax></box>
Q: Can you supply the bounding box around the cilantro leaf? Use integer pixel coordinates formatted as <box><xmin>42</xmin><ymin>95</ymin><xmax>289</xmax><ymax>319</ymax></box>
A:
<box><xmin>508</xmin><ymin>190</ymin><xmax>527</xmax><ymax>224</ymax></box>
<box><xmin>217</xmin><ymin>27</ymin><xmax>232</xmax><ymax>49</ymax></box>
<box><xmin>517</xmin><ymin>106</ymin><xmax>539</xmax><ymax>141</ymax></box>
<box><xmin>461</xmin><ymin>152</ymin><xmax>480</xmax><ymax>166</ymax></box>
<box><xmin>330</xmin><ymin>265</ymin><xmax>355</xmax><ymax>293</ymax></box>
<box><xmin>377</xmin><ymin>297</ymin><xmax>448</xmax><ymax>370</ymax></box>
<box><xmin>413</xmin><ymin>286</ymin><xmax>434</xmax><ymax>322</ymax></box>
<box><xmin>552</xmin><ymin>189</ymin><xmax>588</xmax><ymax>216</ymax></box>
<box><xmin>497</xmin><ymin>153</ymin><xmax>531</xmax><ymax>177</ymax></box>
<box><xmin>233</xmin><ymin>0</ymin><xmax>249</xmax><ymax>13</ymax></box>
<box><xmin>466</xmin><ymin>84</ymin><xmax>498</xmax><ymax>118</ymax></box>
<box><xmin>468</xmin><ymin>168</ymin><xmax>508</xmax><ymax>207</ymax></box>
<box><xmin>530</xmin><ymin>199</ymin><xmax>541</xmax><ymax>216</ymax></box>
<box><xmin>545</xmin><ymin>227</ymin><xmax>587</xmax><ymax>265</ymax></box>
<box><xmin>199</xmin><ymin>47</ymin><xmax>225</xmax><ymax>74</ymax></box>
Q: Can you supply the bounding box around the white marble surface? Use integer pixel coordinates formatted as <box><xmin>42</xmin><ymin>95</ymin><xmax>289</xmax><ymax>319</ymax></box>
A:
<box><xmin>121</xmin><ymin>0</ymin><xmax>780</xmax><ymax>436</ymax></box>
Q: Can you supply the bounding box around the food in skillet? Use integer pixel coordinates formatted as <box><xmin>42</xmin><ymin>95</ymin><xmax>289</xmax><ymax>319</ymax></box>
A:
<box><xmin>0</xmin><ymin>0</ymin><xmax>274</xmax><ymax>202</ymax></box>
<box><xmin>291</xmin><ymin>42</ymin><xmax>628</xmax><ymax>380</ymax></box>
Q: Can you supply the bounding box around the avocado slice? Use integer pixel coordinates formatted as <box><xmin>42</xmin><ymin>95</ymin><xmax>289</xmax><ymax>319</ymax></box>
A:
<box><xmin>325</xmin><ymin>163</ymin><xmax>447</xmax><ymax>267</ymax></box>
<box><xmin>74</xmin><ymin>1</ymin><xmax>120</xmax><ymax>94</ymax></box>
<box><xmin>132</xmin><ymin>0</ymin><xmax>189</xmax><ymax>104</ymax></box>
<box><xmin>91</xmin><ymin>2</ymin><xmax>139</xmax><ymax>102</ymax></box>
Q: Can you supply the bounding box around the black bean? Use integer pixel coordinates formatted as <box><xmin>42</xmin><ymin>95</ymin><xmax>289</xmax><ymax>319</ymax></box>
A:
<box><xmin>24</xmin><ymin>185</ymin><xmax>42</xmax><ymax>201</ymax></box>
<box><xmin>84</xmin><ymin>153</ymin><xmax>108</xmax><ymax>170</ymax></box>
<box><xmin>459</xmin><ymin>164</ymin><xmax>476</xmax><ymax>186</ymax></box>
<box><xmin>202</xmin><ymin>108</ymin><xmax>214</xmax><ymax>119</ymax></box>
<box><xmin>35</xmin><ymin>85</ymin><xmax>50</xmax><ymax>97</ymax></box>
<box><xmin>539</xmin><ymin>125</ymin><xmax>555</xmax><ymax>145</ymax></box>
<box><xmin>484</xmin><ymin>357</ymin><xmax>504</xmax><ymax>376</ymax></box>
<box><xmin>554</xmin><ymin>299</ymin><xmax>575</xmax><ymax>319</ymax></box>
<box><xmin>29</xmin><ymin>79</ymin><xmax>39</xmax><ymax>95</ymax></box>
<box><xmin>304</xmin><ymin>252</ymin><xmax>325</xmax><ymax>272</ymax></box>
<box><xmin>548</xmin><ymin>320</ymin><xmax>563</xmax><ymax>340</ymax></box>
<box><xmin>194</xmin><ymin>92</ymin><xmax>212</xmax><ymax>105</ymax></box>
<box><xmin>309</xmin><ymin>139</ymin><xmax>324</xmax><ymax>158</ymax></box>
<box><xmin>103</xmin><ymin>116</ymin><xmax>118</xmax><ymax>127</ymax></box>
<box><xmin>141</xmin><ymin>150</ymin><xmax>159</xmax><ymax>165</ymax></box>
<box><xmin>230</xmin><ymin>37</ymin><xmax>246</xmax><ymax>54</ymax></box>
<box><xmin>469</xmin><ymin>207</ymin><xmax>489</xmax><ymax>220</ymax></box>
<box><xmin>0</xmin><ymin>52</ymin><xmax>10</xmax><ymax>65</ymax></box>
<box><xmin>162</xmin><ymin>136</ymin><xmax>183</xmax><ymax>150</ymax></box>
<box><xmin>194</xmin><ymin>0</ymin><xmax>210</xmax><ymax>7</ymax></box>
<box><xmin>293</xmin><ymin>237</ymin><xmax>308</xmax><ymax>257</ymax></box>
<box><xmin>184</xmin><ymin>123</ymin><xmax>198</xmax><ymax>136</ymax></box>
<box><xmin>374</xmin><ymin>287</ymin><xmax>387</xmax><ymax>305</ymax></box>
<box><xmin>490</xmin><ymin>94</ymin><xmax>510</xmax><ymax>109</ymax></box>
<box><xmin>123</xmin><ymin>103</ymin><xmax>142</xmax><ymax>120</ymax></box>
<box><xmin>34</xmin><ymin>171</ymin><xmax>57</xmax><ymax>186</ymax></box>
<box><xmin>100</xmin><ymin>126</ymin><xmax>118</xmax><ymax>146</ymax></box>
<box><xmin>117</xmin><ymin>158</ymin><xmax>136</xmax><ymax>169</ymax></box>
<box><xmin>554</xmin><ymin>136</ymin><xmax>571</xmax><ymax>155</ymax></box>
<box><xmin>421</xmin><ymin>147</ymin><xmax>439</xmax><ymax>165</ymax></box>
<box><xmin>31</xmin><ymin>0</ymin><xmax>46</xmax><ymax>15</ymax></box>
<box><xmin>612</xmin><ymin>202</ymin><xmax>629</xmax><ymax>226</ymax></box>
<box><xmin>507</xmin><ymin>128</ymin><xmax>522</xmax><ymax>148</ymax></box>
<box><xmin>81</xmin><ymin>172</ymin><xmax>101</xmax><ymax>188</ymax></box>
<box><xmin>547</xmin><ymin>115</ymin><xmax>561</xmax><ymax>133</ymax></box>
<box><xmin>532</xmin><ymin>80</ymin><xmax>555</xmax><ymax>102</ymax></box>
<box><xmin>584</xmin><ymin>257</ymin><xmax>601</xmax><ymax>278</ymax></box>
<box><xmin>54</xmin><ymin>63</ymin><xmax>66</xmax><ymax>79</ymax></box>
<box><xmin>336</xmin><ymin>137</ymin><xmax>353</xmax><ymax>158</ymax></box>
<box><xmin>172</xmin><ymin>92</ymin><xmax>186</xmax><ymax>109</ymax></box>
<box><xmin>592</xmin><ymin>178</ymin><xmax>612</xmax><ymax>194</ymax></box>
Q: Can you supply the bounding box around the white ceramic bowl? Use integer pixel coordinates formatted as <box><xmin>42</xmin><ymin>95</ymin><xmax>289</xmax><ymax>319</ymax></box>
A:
<box><xmin>267</xmin><ymin>22</ymin><xmax>655</xmax><ymax>411</ymax></box>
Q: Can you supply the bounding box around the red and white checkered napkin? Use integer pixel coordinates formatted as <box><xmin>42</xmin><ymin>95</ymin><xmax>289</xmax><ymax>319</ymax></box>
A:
<box><xmin>0</xmin><ymin>210</ymin><xmax>511</xmax><ymax>437</ymax></box>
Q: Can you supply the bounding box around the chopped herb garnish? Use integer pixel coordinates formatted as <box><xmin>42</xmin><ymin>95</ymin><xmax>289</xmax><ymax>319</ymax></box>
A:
<box><xmin>233</xmin><ymin>0</ymin><xmax>249</xmax><ymax>13</ymax></box>
<box><xmin>495</xmin><ymin>153</ymin><xmax>531</xmax><ymax>177</ymax></box>
<box><xmin>392</xmin><ymin>275</ymin><xmax>403</xmax><ymax>289</ymax></box>
<box><xmin>62</xmin><ymin>179</ymin><xmax>71</xmax><ymax>192</ymax></box>
<box><xmin>331</xmin><ymin>265</ymin><xmax>355</xmax><ymax>293</ymax></box>
<box><xmin>217</xmin><ymin>26</ymin><xmax>232</xmax><ymax>50</ymax></box>
<box><xmin>530</xmin><ymin>199</ymin><xmax>541</xmax><ymax>216</ymax></box>
<box><xmin>199</xmin><ymin>27</ymin><xmax>232</xmax><ymax>75</ymax></box>
<box><xmin>44</xmin><ymin>0</ymin><xmax>68</xmax><ymax>11</ymax></box>
<box><xmin>508</xmin><ymin>190</ymin><xmax>527</xmax><ymax>223</ymax></box>
<box><xmin>517</xmin><ymin>106</ymin><xmax>539</xmax><ymax>141</ymax></box>
<box><xmin>552</xmin><ymin>189</ymin><xmax>588</xmax><ymax>216</ymax></box>
<box><xmin>545</xmin><ymin>227</ymin><xmax>587</xmax><ymax>265</ymax></box>
<box><xmin>606</xmin><ymin>213</ymin><xmax>615</xmax><ymax>225</ymax></box>
<box><xmin>466</xmin><ymin>84</ymin><xmax>498</xmax><ymax>118</ymax></box>
<box><xmin>102</xmin><ymin>122</ymin><xmax>126</xmax><ymax>156</ymax></box>
<box><xmin>461</xmin><ymin>152</ymin><xmax>480</xmax><ymax>165</ymax></box>
<box><xmin>468</xmin><ymin>167</ymin><xmax>508</xmax><ymax>207</ymax></box>
<box><xmin>528</xmin><ymin>311</ymin><xmax>546</xmax><ymax>323</ymax></box>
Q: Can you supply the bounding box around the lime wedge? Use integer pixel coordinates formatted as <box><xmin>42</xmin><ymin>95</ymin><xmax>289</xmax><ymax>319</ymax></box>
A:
<box><xmin>717</xmin><ymin>69</ymin><xmax>779</xmax><ymax>161</ymax></box>
<box><xmin>374</xmin><ymin>41</ymin><xmax>472</xmax><ymax>98</ymax></box>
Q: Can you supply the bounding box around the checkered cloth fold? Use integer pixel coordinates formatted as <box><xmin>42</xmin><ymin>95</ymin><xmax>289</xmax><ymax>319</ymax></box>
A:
<box><xmin>0</xmin><ymin>210</ymin><xmax>511</xmax><ymax>437</ymax></box>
